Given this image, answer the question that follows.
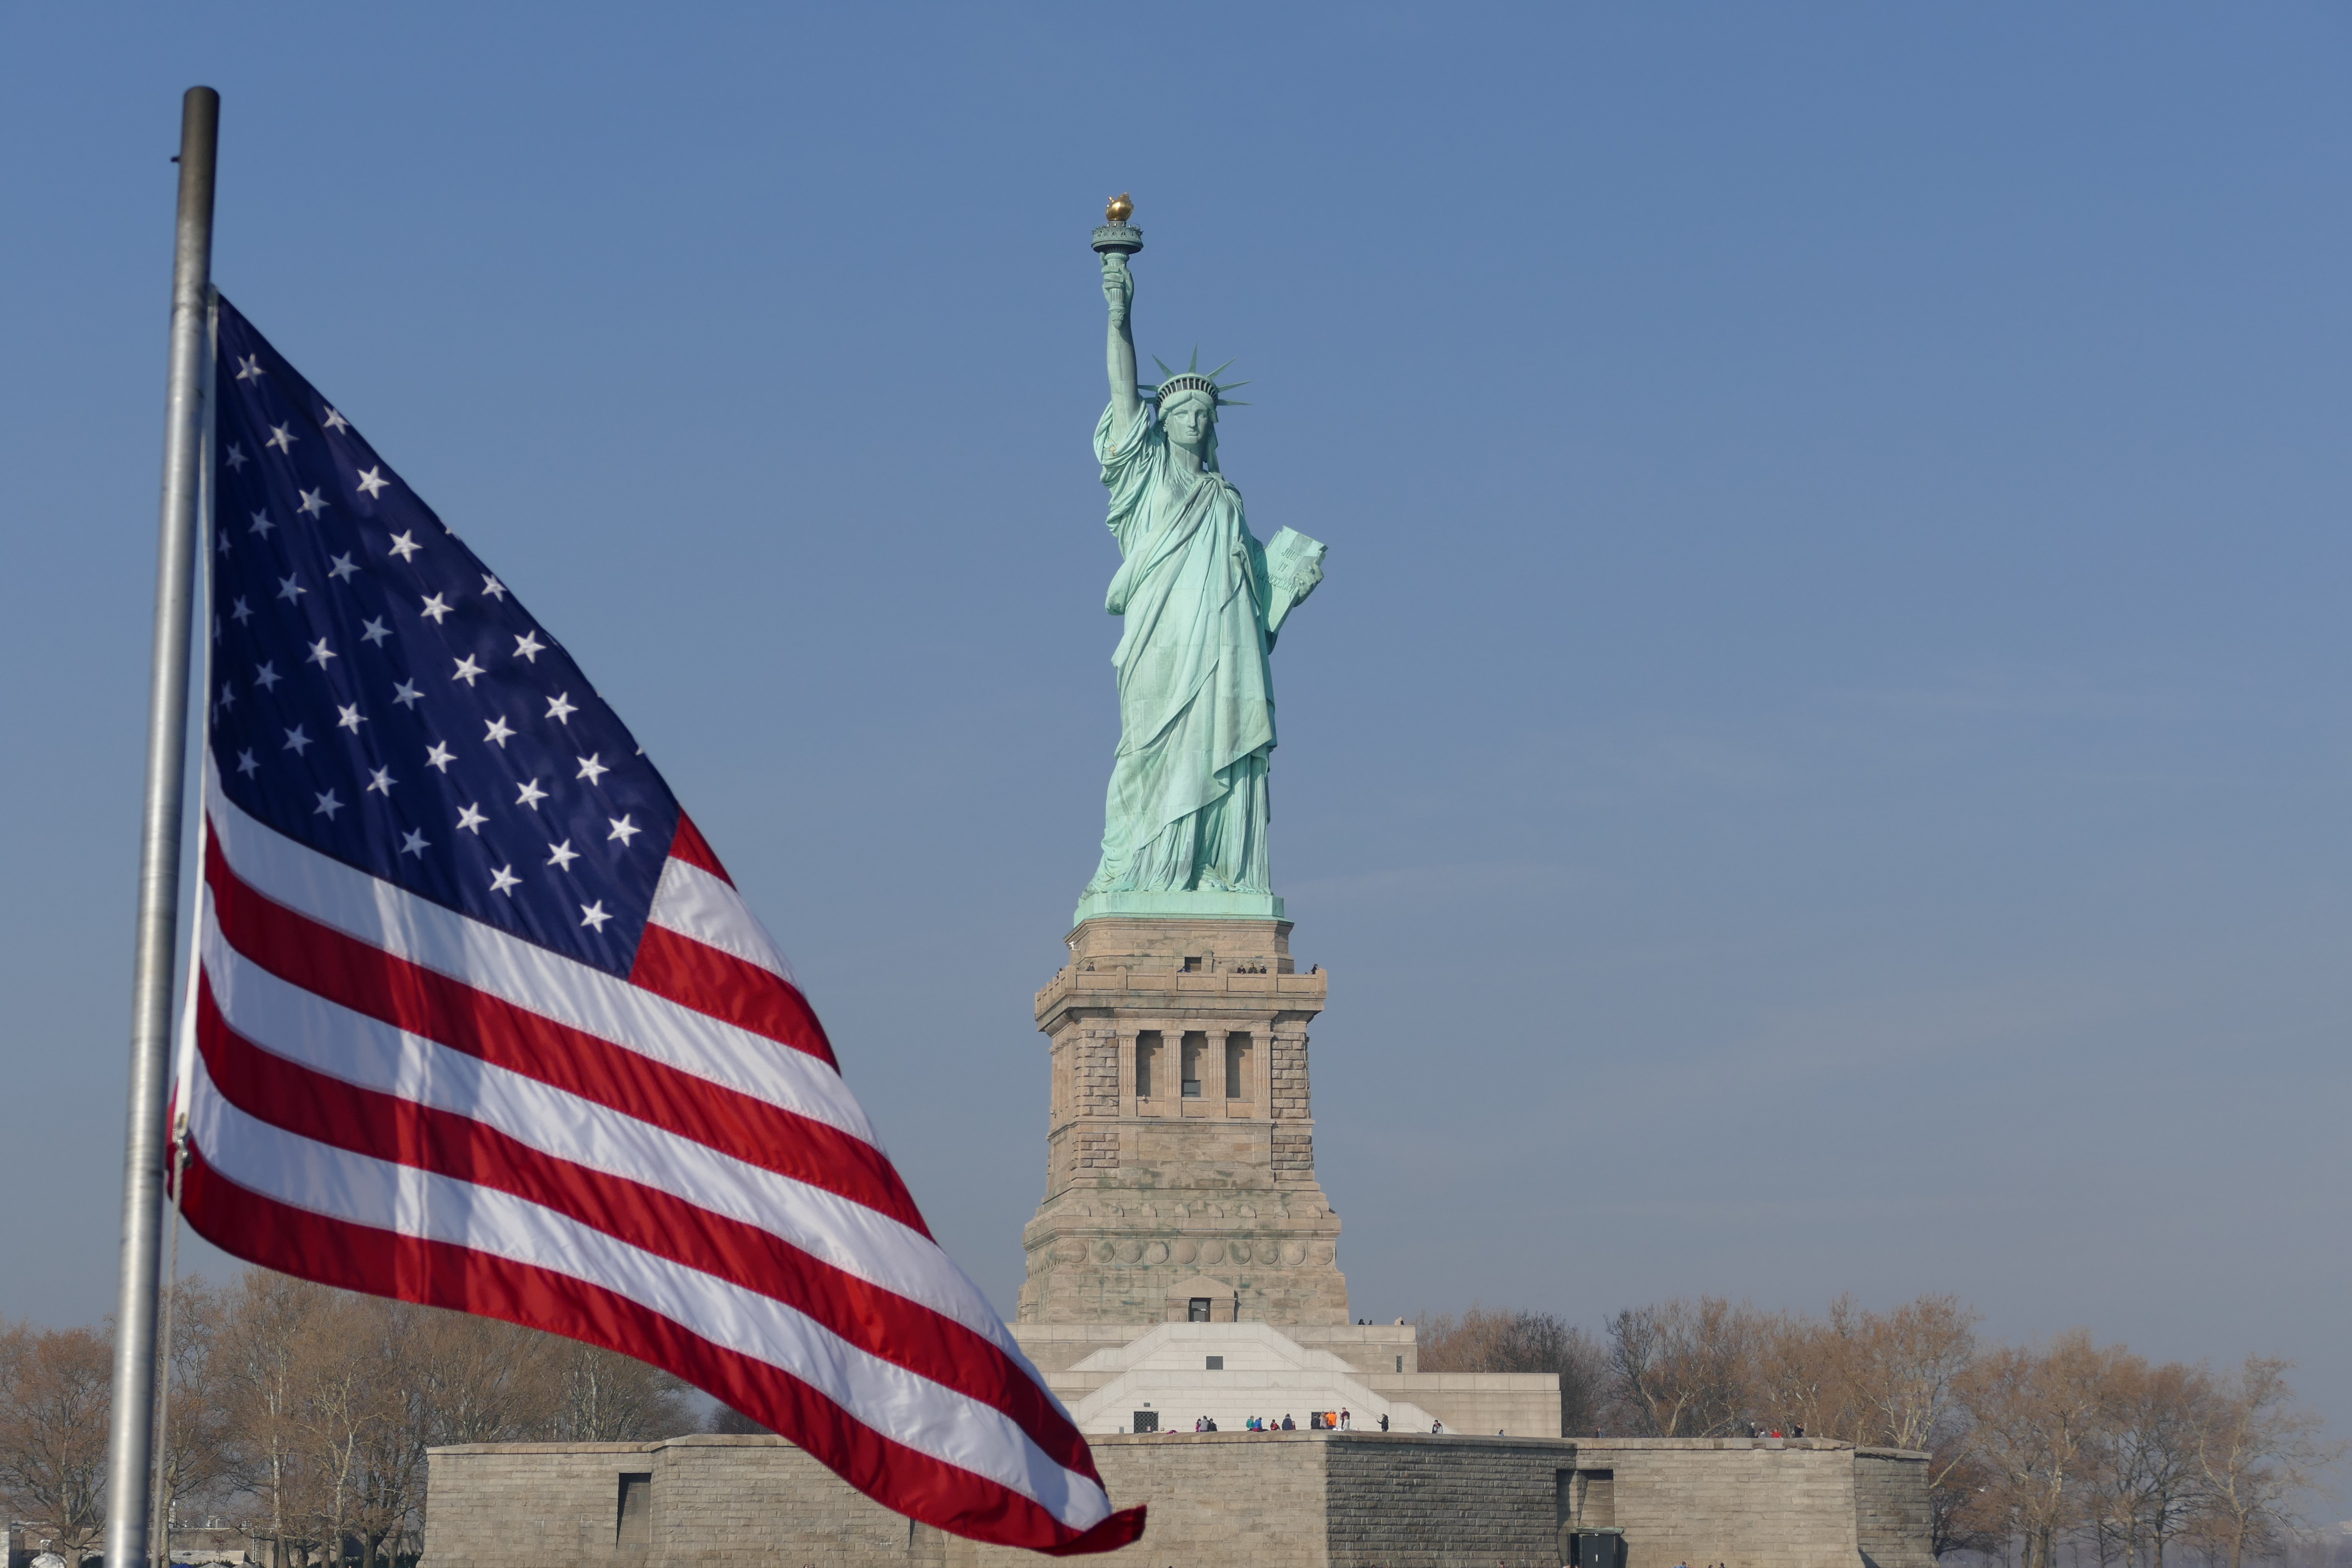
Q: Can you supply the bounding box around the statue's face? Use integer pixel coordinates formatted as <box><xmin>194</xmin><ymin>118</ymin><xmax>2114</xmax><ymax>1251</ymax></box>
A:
<box><xmin>1161</xmin><ymin>393</ymin><xmax>1215</xmax><ymax>450</ymax></box>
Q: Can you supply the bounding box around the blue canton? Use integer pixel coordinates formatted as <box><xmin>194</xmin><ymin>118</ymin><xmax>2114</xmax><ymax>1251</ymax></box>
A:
<box><xmin>207</xmin><ymin>296</ymin><xmax>680</xmax><ymax>977</ymax></box>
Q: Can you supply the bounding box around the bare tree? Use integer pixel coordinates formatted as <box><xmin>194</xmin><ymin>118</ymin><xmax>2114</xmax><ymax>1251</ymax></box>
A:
<box><xmin>1416</xmin><ymin>1305</ymin><xmax>1608</xmax><ymax>1435</ymax></box>
<box><xmin>217</xmin><ymin>1268</ymin><xmax>322</xmax><ymax>1567</ymax></box>
<box><xmin>1604</xmin><ymin>1298</ymin><xmax>1762</xmax><ymax>1437</ymax></box>
<box><xmin>1748</xmin><ymin>1301</ymin><xmax>1859</xmax><ymax>1441</ymax></box>
<box><xmin>152</xmin><ymin>1277</ymin><xmax>243</xmax><ymax>1561</ymax></box>
<box><xmin>0</xmin><ymin>1322</ymin><xmax>114</xmax><ymax>1567</ymax></box>
<box><xmin>409</xmin><ymin>1307</ymin><xmax>558</xmax><ymax>1449</ymax></box>
<box><xmin>2105</xmin><ymin>1355</ymin><xmax>2214</xmax><ymax>1568</ymax></box>
<box><xmin>1927</xmin><ymin>1444</ymin><xmax>2003</xmax><ymax>1561</ymax></box>
<box><xmin>1960</xmin><ymin>1330</ymin><xmax>2126</xmax><ymax>1568</ymax></box>
<box><xmin>1853</xmin><ymin>1294</ymin><xmax>1979</xmax><ymax>1452</ymax></box>
<box><xmin>544</xmin><ymin>1338</ymin><xmax>695</xmax><ymax>1442</ymax></box>
<box><xmin>2196</xmin><ymin>1357</ymin><xmax>2346</xmax><ymax>1568</ymax></box>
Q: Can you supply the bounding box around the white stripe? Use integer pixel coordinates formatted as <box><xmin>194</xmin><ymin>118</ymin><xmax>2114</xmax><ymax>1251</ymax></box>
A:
<box><xmin>203</xmin><ymin>762</ymin><xmax>873</xmax><ymax>1147</ymax></box>
<box><xmin>649</xmin><ymin>856</ymin><xmax>794</xmax><ymax>982</ymax></box>
<box><xmin>199</xmin><ymin>906</ymin><xmax>1023</xmax><ymax>1360</ymax></box>
<box><xmin>184</xmin><ymin>1061</ymin><xmax>1109</xmax><ymax>1531</ymax></box>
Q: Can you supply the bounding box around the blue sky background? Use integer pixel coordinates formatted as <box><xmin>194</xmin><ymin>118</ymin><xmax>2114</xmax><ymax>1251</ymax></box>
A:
<box><xmin>3</xmin><ymin>1</ymin><xmax>2347</xmax><ymax>1482</ymax></box>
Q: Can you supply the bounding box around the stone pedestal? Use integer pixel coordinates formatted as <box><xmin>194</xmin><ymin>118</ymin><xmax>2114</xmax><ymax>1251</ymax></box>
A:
<box><xmin>1016</xmin><ymin>915</ymin><xmax>1347</xmax><ymax>1325</ymax></box>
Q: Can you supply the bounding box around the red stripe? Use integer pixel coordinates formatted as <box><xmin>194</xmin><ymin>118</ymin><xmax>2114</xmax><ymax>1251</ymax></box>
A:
<box><xmin>175</xmin><ymin>1145</ymin><xmax>1143</xmax><ymax>1555</ymax></box>
<box><xmin>193</xmin><ymin>975</ymin><xmax>1090</xmax><ymax>1474</ymax></box>
<box><xmin>203</xmin><ymin>830</ymin><xmax>928</xmax><ymax>1237</ymax></box>
<box><xmin>667</xmin><ymin>813</ymin><xmax>731</xmax><ymax>883</ymax></box>
<box><xmin>631</xmin><ymin>922</ymin><xmax>839</xmax><ymax>1069</ymax></box>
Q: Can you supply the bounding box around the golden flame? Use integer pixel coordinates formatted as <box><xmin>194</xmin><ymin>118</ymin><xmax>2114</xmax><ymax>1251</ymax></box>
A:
<box><xmin>1105</xmin><ymin>193</ymin><xmax>1133</xmax><ymax>224</ymax></box>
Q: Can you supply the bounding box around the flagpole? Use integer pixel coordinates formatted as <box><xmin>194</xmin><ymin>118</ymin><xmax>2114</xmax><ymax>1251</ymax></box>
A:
<box><xmin>106</xmin><ymin>84</ymin><xmax>218</xmax><ymax>1568</ymax></box>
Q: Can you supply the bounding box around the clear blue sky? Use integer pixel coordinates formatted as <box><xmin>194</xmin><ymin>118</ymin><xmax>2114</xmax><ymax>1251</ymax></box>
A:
<box><xmin>4</xmin><ymin>1</ymin><xmax>2347</xmax><ymax>1473</ymax></box>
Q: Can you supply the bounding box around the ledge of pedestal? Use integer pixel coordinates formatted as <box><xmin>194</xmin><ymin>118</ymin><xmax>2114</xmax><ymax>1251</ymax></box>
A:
<box><xmin>1071</xmin><ymin>889</ymin><xmax>1285</xmax><ymax>925</ymax></box>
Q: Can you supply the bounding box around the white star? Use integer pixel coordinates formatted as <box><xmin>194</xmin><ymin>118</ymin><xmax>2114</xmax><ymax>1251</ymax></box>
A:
<box><xmin>283</xmin><ymin>725</ymin><xmax>312</xmax><ymax>754</ymax></box>
<box><xmin>276</xmin><ymin>573</ymin><xmax>304</xmax><ymax>603</ymax></box>
<box><xmin>451</xmin><ymin>654</ymin><xmax>486</xmax><ymax>686</ymax></box>
<box><xmin>235</xmin><ymin>749</ymin><xmax>259</xmax><ymax>778</ymax></box>
<box><xmin>388</xmin><ymin>531</ymin><xmax>422</xmax><ymax>562</ymax></box>
<box><xmin>216</xmin><ymin>684</ymin><xmax>238</xmax><ymax>714</ymax></box>
<box><xmin>306</xmin><ymin>638</ymin><xmax>338</xmax><ymax>668</ymax></box>
<box><xmin>607</xmin><ymin>814</ymin><xmax>641</xmax><ymax>845</ymax></box>
<box><xmin>513</xmin><ymin>631</ymin><xmax>546</xmax><ymax>663</ymax></box>
<box><xmin>297</xmin><ymin>489</ymin><xmax>329</xmax><ymax>519</ymax></box>
<box><xmin>399</xmin><ymin>828</ymin><xmax>429</xmax><ymax>857</ymax></box>
<box><xmin>481</xmin><ymin>574</ymin><xmax>507</xmax><ymax>600</ymax></box>
<box><xmin>254</xmin><ymin>662</ymin><xmax>282</xmax><ymax>691</ymax></box>
<box><xmin>360</xmin><ymin>617</ymin><xmax>392</xmax><ymax>646</ymax></box>
<box><xmin>425</xmin><ymin>741</ymin><xmax>456</xmax><ymax>772</ymax></box>
<box><xmin>337</xmin><ymin>702</ymin><xmax>366</xmax><ymax>733</ymax></box>
<box><xmin>488</xmin><ymin>864</ymin><xmax>521</xmax><ymax>896</ymax></box>
<box><xmin>215</xmin><ymin>530</ymin><xmax>232</xmax><ymax>557</ymax></box>
<box><xmin>546</xmin><ymin>839</ymin><xmax>579</xmax><ymax>871</ymax></box>
<box><xmin>392</xmin><ymin>679</ymin><xmax>423</xmax><ymax>708</ymax></box>
<box><xmin>575</xmin><ymin>753</ymin><xmax>609</xmax><ymax>784</ymax></box>
<box><xmin>545</xmin><ymin>692</ymin><xmax>578</xmax><ymax>724</ymax></box>
<box><xmin>230</xmin><ymin>596</ymin><xmax>254</xmax><ymax>626</ymax></box>
<box><xmin>419</xmin><ymin>594</ymin><xmax>453</xmax><ymax>624</ymax></box>
<box><xmin>330</xmin><ymin>554</ymin><xmax>361</xmax><ymax>583</ymax></box>
<box><xmin>313</xmin><ymin>789</ymin><xmax>343</xmax><ymax>819</ymax></box>
<box><xmin>579</xmin><ymin>901</ymin><xmax>613</xmax><ymax>932</ymax></box>
<box><xmin>224</xmin><ymin>442</ymin><xmax>249</xmax><ymax>470</ymax></box>
<box><xmin>366</xmin><ymin>766</ymin><xmax>395</xmax><ymax>795</ymax></box>
<box><xmin>323</xmin><ymin>407</ymin><xmax>351</xmax><ymax>433</ymax></box>
<box><xmin>455</xmin><ymin>802</ymin><xmax>487</xmax><ymax>834</ymax></box>
<box><xmin>250</xmin><ymin>510</ymin><xmax>276</xmax><ymax>538</ymax></box>
<box><xmin>234</xmin><ymin>355</ymin><xmax>263</xmax><ymax>382</ymax></box>
<box><xmin>515</xmin><ymin>778</ymin><xmax>549</xmax><ymax>811</ymax></box>
<box><xmin>483</xmin><ymin>716</ymin><xmax>515</xmax><ymax>747</ymax></box>
<box><xmin>266</xmin><ymin>423</ymin><xmax>297</xmax><ymax>453</ymax></box>
<box><xmin>355</xmin><ymin>466</ymin><xmax>389</xmax><ymax>499</ymax></box>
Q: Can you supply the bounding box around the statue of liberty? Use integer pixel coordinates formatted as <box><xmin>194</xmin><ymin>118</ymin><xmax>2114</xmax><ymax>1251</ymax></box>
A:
<box><xmin>1078</xmin><ymin>202</ymin><xmax>1325</xmax><ymax>921</ymax></box>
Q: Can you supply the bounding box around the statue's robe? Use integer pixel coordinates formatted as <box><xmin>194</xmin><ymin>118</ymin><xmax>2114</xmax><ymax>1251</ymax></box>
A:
<box><xmin>1083</xmin><ymin>401</ymin><xmax>1277</xmax><ymax>896</ymax></box>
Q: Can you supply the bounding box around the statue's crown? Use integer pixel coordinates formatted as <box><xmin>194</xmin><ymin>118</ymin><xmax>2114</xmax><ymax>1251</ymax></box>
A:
<box><xmin>1148</xmin><ymin>350</ymin><xmax>1250</xmax><ymax>407</ymax></box>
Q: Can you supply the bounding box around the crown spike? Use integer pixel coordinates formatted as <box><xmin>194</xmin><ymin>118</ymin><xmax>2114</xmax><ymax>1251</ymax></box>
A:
<box><xmin>1188</xmin><ymin>346</ymin><xmax>1200</xmax><ymax>372</ymax></box>
<box><xmin>1206</xmin><ymin>359</ymin><xmax>1237</xmax><ymax>382</ymax></box>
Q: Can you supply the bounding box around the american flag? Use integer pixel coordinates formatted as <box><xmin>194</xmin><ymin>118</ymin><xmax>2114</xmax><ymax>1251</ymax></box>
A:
<box><xmin>178</xmin><ymin>295</ymin><xmax>1142</xmax><ymax>1554</ymax></box>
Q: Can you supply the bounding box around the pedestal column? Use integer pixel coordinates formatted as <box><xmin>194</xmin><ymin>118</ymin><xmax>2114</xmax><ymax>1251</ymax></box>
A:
<box><xmin>1016</xmin><ymin>915</ymin><xmax>1347</xmax><ymax>1326</ymax></box>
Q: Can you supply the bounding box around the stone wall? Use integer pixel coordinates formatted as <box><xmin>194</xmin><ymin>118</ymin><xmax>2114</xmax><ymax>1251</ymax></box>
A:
<box><xmin>953</xmin><ymin>1432</ymin><xmax>1336</xmax><ymax>1568</ymax></box>
<box><xmin>1854</xmin><ymin>1449</ymin><xmax>1933</xmax><ymax>1568</ymax></box>
<box><xmin>423</xmin><ymin>1432</ymin><xmax>1930</xmax><ymax>1568</ymax></box>
<box><xmin>1360</xmin><ymin>1371</ymin><xmax>1561</xmax><ymax>1438</ymax></box>
<box><xmin>1568</xmin><ymin>1438</ymin><xmax>1931</xmax><ymax>1568</ymax></box>
<box><xmin>421</xmin><ymin>1441</ymin><xmax>650</xmax><ymax>1567</ymax></box>
<box><xmin>1323</xmin><ymin>1435</ymin><xmax>1571</xmax><ymax>1568</ymax></box>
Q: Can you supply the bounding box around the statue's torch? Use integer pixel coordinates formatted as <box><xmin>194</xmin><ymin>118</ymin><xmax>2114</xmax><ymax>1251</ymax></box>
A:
<box><xmin>1093</xmin><ymin>193</ymin><xmax>1143</xmax><ymax>258</ymax></box>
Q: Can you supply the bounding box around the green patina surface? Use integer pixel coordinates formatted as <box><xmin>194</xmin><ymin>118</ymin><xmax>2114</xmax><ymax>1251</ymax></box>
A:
<box><xmin>1078</xmin><ymin>238</ymin><xmax>1324</xmax><ymax>928</ymax></box>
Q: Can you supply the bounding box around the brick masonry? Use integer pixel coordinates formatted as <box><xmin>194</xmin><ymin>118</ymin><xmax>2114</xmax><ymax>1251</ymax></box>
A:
<box><xmin>423</xmin><ymin>1432</ymin><xmax>1930</xmax><ymax>1568</ymax></box>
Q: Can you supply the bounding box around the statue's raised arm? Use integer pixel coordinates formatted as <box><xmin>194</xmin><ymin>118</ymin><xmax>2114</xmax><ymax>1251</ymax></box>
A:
<box><xmin>1102</xmin><ymin>251</ymin><xmax>1140</xmax><ymax>441</ymax></box>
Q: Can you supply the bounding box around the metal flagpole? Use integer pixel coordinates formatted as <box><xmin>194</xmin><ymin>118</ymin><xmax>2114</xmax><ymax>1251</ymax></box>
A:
<box><xmin>106</xmin><ymin>84</ymin><xmax>218</xmax><ymax>1568</ymax></box>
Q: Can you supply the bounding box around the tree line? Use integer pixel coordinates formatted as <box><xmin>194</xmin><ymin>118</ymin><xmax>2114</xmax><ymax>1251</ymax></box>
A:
<box><xmin>1415</xmin><ymin>1294</ymin><xmax>2343</xmax><ymax>1568</ymax></box>
<box><xmin>0</xmin><ymin>1269</ymin><xmax>695</xmax><ymax>1568</ymax></box>
<box><xmin>3</xmin><ymin>1275</ymin><xmax>2333</xmax><ymax>1568</ymax></box>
